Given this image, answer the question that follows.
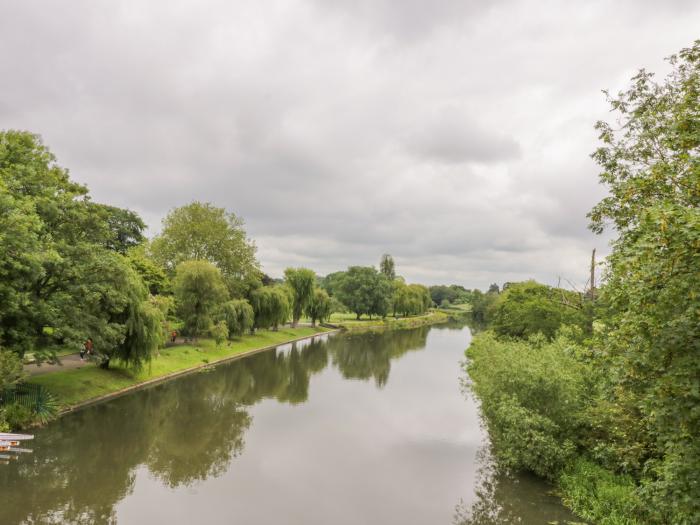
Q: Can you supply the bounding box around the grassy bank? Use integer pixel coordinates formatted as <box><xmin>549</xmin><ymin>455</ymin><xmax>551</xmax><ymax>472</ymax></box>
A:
<box><xmin>328</xmin><ymin>310</ymin><xmax>449</xmax><ymax>332</ymax></box>
<box><xmin>30</xmin><ymin>326</ymin><xmax>330</xmax><ymax>410</ymax></box>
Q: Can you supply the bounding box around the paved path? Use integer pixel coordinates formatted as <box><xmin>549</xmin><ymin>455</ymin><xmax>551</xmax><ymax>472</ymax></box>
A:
<box><xmin>24</xmin><ymin>338</ymin><xmax>191</xmax><ymax>377</ymax></box>
<box><xmin>25</xmin><ymin>353</ymin><xmax>91</xmax><ymax>377</ymax></box>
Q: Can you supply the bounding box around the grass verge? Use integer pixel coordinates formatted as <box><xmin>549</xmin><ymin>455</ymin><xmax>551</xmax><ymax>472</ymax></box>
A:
<box><xmin>331</xmin><ymin>310</ymin><xmax>450</xmax><ymax>332</ymax></box>
<box><xmin>29</xmin><ymin>326</ymin><xmax>330</xmax><ymax>409</ymax></box>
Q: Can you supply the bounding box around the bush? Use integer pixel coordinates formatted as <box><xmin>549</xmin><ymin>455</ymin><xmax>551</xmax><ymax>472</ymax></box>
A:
<box><xmin>3</xmin><ymin>402</ymin><xmax>33</xmax><ymax>429</ymax></box>
<box><xmin>559</xmin><ymin>458</ymin><xmax>642</xmax><ymax>525</ymax></box>
<box><xmin>465</xmin><ymin>331</ymin><xmax>594</xmax><ymax>480</ymax></box>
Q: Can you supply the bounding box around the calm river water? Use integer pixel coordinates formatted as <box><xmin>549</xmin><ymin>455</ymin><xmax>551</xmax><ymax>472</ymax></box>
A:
<box><xmin>0</xmin><ymin>323</ymin><xmax>578</xmax><ymax>524</ymax></box>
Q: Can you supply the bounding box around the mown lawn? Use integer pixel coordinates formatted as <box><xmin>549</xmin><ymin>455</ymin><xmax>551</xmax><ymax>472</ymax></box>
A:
<box><xmin>30</xmin><ymin>326</ymin><xmax>329</xmax><ymax>408</ymax></box>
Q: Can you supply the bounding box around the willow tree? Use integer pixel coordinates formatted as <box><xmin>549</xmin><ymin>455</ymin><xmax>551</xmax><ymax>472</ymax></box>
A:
<box><xmin>306</xmin><ymin>288</ymin><xmax>332</xmax><ymax>326</ymax></box>
<box><xmin>284</xmin><ymin>267</ymin><xmax>315</xmax><ymax>327</ymax></box>
<box><xmin>173</xmin><ymin>260</ymin><xmax>229</xmax><ymax>339</ymax></box>
<box><xmin>216</xmin><ymin>299</ymin><xmax>255</xmax><ymax>338</ymax></box>
<box><xmin>250</xmin><ymin>287</ymin><xmax>290</xmax><ymax>331</ymax></box>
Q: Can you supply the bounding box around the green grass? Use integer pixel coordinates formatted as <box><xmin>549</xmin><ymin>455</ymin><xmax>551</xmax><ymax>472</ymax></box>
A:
<box><xmin>329</xmin><ymin>310</ymin><xmax>449</xmax><ymax>332</ymax></box>
<box><xmin>30</xmin><ymin>326</ymin><xmax>329</xmax><ymax>408</ymax></box>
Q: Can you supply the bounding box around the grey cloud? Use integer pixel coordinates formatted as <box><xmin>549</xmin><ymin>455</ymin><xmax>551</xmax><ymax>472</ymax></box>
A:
<box><xmin>1</xmin><ymin>0</ymin><xmax>698</xmax><ymax>290</ymax></box>
<box><xmin>405</xmin><ymin>107</ymin><xmax>521</xmax><ymax>164</ymax></box>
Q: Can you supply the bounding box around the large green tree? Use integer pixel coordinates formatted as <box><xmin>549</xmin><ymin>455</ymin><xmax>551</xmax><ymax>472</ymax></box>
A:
<box><xmin>250</xmin><ymin>286</ymin><xmax>290</xmax><ymax>331</ymax></box>
<box><xmin>216</xmin><ymin>299</ymin><xmax>255</xmax><ymax>338</ymax></box>
<box><xmin>284</xmin><ymin>267</ymin><xmax>316</xmax><ymax>327</ymax></box>
<box><xmin>335</xmin><ymin>266</ymin><xmax>392</xmax><ymax>320</ymax></box>
<box><xmin>0</xmin><ymin>131</ymin><xmax>156</xmax><ymax>363</ymax></box>
<box><xmin>151</xmin><ymin>201</ymin><xmax>259</xmax><ymax>297</ymax></box>
<box><xmin>588</xmin><ymin>41</ymin><xmax>700</xmax><ymax>523</ymax></box>
<box><xmin>489</xmin><ymin>281</ymin><xmax>588</xmax><ymax>340</ymax></box>
<box><xmin>173</xmin><ymin>260</ymin><xmax>229</xmax><ymax>339</ymax></box>
<box><xmin>306</xmin><ymin>288</ymin><xmax>333</xmax><ymax>326</ymax></box>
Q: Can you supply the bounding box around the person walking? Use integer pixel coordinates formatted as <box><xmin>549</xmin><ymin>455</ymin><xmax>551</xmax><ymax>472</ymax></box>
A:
<box><xmin>81</xmin><ymin>338</ymin><xmax>93</xmax><ymax>361</ymax></box>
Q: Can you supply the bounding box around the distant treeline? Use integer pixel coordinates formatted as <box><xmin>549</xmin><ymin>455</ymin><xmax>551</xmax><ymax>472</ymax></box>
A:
<box><xmin>0</xmin><ymin>131</ymin><xmax>436</xmax><ymax>406</ymax></box>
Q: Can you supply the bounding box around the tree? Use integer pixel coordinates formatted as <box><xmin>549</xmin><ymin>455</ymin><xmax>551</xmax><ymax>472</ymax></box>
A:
<box><xmin>379</xmin><ymin>254</ymin><xmax>396</xmax><ymax>280</ymax></box>
<box><xmin>587</xmin><ymin>41</ymin><xmax>700</xmax><ymax>523</ymax></box>
<box><xmin>335</xmin><ymin>266</ymin><xmax>392</xmax><ymax>320</ymax></box>
<box><xmin>250</xmin><ymin>286</ymin><xmax>290</xmax><ymax>331</ymax></box>
<box><xmin>151</xmin><ymin>201</ymin><xmax>259</xmax><ymax>297</ymax></box>
<box><xmin>284</xmin><ymin>267</ymin><xmax>316</xmax><ymax>327</ymax></box>
<box><xmin>393</xmin><ymin>282</ymin><xmax>432</xmax><ymax>317</ymax></box>
<box><xmin>320</xmin><ymin>271</ymin><xmax>346</xmax><ymax>296</ymax></box>
<box><xmin>216</xmin><ymin>299</ymin><xmax>254</xmax><ymax>338</ymax></box>
<box><xmin>95</xmin><ymin>204</ymin><xmax>146</xmax><ymax>254</ymax></box>
<box><xmin>489</xmin><ymin>281</ymin><xmax>587</xmax><ymax>340</ymax></box>
<box><xmin>488</xmin><ymin>283</ymin><xmax>500</xmax><ymax>294</ymax></box>
<box><xmin>0</xmin><ymin>131</ymin><xmax>159</xmax><ymax>364</ymax></box>
<box><xmin>173</xmin><ymin>260</ymin><xmax>228</xmax><ymax>339</ymax></box>
<box><xmin>126</xmin><ymin>245</ymin><xmax>169</xmax><ymax>295</ymax></box>
<box><xmin>306</xmin><ymin>288</ymin><xmax>332</xmax><ymax>326</ymax></box>
<box><xmin>210</xmin><ymin>321</ymin><xmax>229</xmax><ymax>347</ymax></box>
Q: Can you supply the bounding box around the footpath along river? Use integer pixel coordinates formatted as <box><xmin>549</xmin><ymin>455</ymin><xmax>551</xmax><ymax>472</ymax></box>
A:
<box><xmin>0</xmin><ymin>322</ymin><xmax>578</xmax><ymax>524</ymax></box>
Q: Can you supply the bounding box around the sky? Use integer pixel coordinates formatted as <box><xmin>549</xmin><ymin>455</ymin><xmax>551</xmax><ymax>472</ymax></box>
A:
<box><xmin>1</xmin><ymin>1</ymin><xmax>698</xmax><ymax>289</ymax></box>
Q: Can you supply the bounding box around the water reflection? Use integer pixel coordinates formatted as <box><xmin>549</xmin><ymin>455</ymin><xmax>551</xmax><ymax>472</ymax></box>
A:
<box><xmin>453</xmin><ymin>448</ymin><xmax>579</xmax><ymax>525</ymax></box>
<box><xmin>0</xmin><ymin>329</ymin><xmax>430</xmax><ymax>524</ymax></box>
<box><xmin>1</xmin><ymin>325</ymin><xmax>576</xmax><ymax>525</ymax></box>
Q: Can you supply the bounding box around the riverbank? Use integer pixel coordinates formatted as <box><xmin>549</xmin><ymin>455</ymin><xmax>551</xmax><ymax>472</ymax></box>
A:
<box><xmin>331</xmin><ymin>310</ymin><xmax>450</xmax><ymax>332</ymax></box>
<box><xmin>29</xmin><ymin>326</ymin><xmax>332</xmax><ymax>412</ymax></box>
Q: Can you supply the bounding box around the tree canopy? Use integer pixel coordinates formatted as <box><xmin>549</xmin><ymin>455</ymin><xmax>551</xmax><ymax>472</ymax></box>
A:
<box><xmin>151</xmin><ymin>201</ymin><xmax>259</xmax><ymax>297</ymax></box>
<box><xmin>335</xmin><ymin>266</ymin><xmax>392</xmax><ymax>319</ymax></box>
<box><xmin>173</xmin><ymin>260</ymin><xmax>228</xmax><ymax>338</ymax></box>
<box><xmin>0</xmin><ymin>130</ymin><xmax>160</xmax><ymax>365</ymax></box>
<box><xmin>284</xmin><ymin>267</ymin><xmax>316</xmax><ymax>327</ymax></box>
<box><xmin>250</xmin><ymin>286</ymin><xmax>290</xmax><ymax>330</ymax></box>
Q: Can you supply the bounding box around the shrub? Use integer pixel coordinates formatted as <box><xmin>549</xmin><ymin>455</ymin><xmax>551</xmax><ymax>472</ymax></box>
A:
<box><xmin>465</xmin><ymin>331</ymin><xmax>594</xmax><ymax>480</ymax></box>
<box><xmin>559</xmin><ymin>458</ymin><xmax>642</xmax><ymax>525</ymax></box>
<box><xmin>3</xmin><ymin>402</ymin><xmax>33</xmax><ymax>429</ymax></box>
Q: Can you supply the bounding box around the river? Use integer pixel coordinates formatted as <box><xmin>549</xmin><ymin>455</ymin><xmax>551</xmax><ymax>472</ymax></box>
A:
<box><xmin>0</xmin><ymin>323</ymin><xmax>578</xmax><ymax>524</ymax></box>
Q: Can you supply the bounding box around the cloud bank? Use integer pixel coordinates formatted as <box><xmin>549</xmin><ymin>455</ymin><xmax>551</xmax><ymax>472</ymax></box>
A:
<box><xmin>1</xmin><ymin>0</ymin><xmax>697</xmax><ymax>288</ymax></box>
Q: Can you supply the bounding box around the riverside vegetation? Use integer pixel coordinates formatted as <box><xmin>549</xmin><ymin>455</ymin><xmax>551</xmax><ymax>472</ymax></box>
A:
<box><xmin>0</xmin><ymin>135</ymin><xmax>448</xmax><ymax>428</ymax></box>
<box><xmin>462</xmin><ymin>42</ymin><xmax>699</xmax><ymax>525</ymax></box>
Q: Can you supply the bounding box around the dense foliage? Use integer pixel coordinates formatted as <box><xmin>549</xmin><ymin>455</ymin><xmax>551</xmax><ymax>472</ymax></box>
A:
<box><xmin>173</xmin><ymin>260</ymin><xmax>228</xmax><ymax>339</ymax></box>
<box><xmin>284</xmin><ymin>267</ymin><xmax>316</xmax><ymax>327</ymax></box>
<box><xmin>334</xmin><ymin>266</ymin><xmax>392</xmax><ymax>319</ymax></box>
<box><xmin>392</xmin><ymin>281</ymin><xmax>431</xmax><ymax>317</ymax></box>
<box><xmin>216</xmin><ymin>299</ymin><xmax>255</xmax><ymax>338</ymax></box>
<box><xmin>0</xmin><ymin>131</ymin><xmax>162</xmax><ymax>369</ymax></box>
<box><xmin>151</xmin><ymin>201</ymin><xmax>259</xmax><ymax>297</ymax></box>
<box><xmin>465</xmin><ymin>42</ymin><xmax>700</xmax><ymax>524</ymax></box>
<box><xmin>489</xmin><ymin>281</ymin><xmax>589</xmax><ymax>340</ymax></box>
<box><xmin>306</xmin><ymin>288</ymin><xmax>333</xmax><ymax>326</ymax></box>
<box><xmin>250</xmin><ymin>286</ymin><xmax>290</xmax><ymax>330</ymax></box>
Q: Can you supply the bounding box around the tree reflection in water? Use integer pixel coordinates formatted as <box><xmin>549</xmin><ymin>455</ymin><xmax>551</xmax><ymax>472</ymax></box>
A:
<box><xmin>453</xmin><ymin>447</ymin><xmax>579</xmax><ymax>525</ymax></box>
<box><xmin>0</xmin><ymin>328</ymin><xmax>431</xmax><ymax>524</ymax></box>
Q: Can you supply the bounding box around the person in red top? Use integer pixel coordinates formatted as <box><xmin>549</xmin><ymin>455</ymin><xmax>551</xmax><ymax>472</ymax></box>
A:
<box><xmin>81</xmin><ymin>338</ymin><xmax>93</xmax><ymax>361</ymax></box>
<box><xmin>171</xmin><ymin>330</ymin><xmax>177</xmax><ymax>343</ymax></box>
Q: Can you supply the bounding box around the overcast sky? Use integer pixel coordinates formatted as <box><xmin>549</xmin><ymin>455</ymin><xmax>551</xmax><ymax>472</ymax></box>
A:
<box><xmin>1</xmin><ymin>1</ymin><xmax>697</xmax><ymax>288</ymax></box>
